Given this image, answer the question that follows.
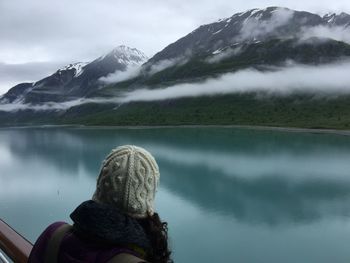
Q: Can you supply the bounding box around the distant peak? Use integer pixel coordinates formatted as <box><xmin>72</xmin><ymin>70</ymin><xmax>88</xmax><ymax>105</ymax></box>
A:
<box><xmin>323</xmin><ymin>11</ymin><xmax>350</xmax><ymax>17</ymax></box>
<box><xmin>323</xmin><ymin>11</ymin><xmax>350</xmax><ymax>25</ymax></box>
<box><xmin>112</xmin><ymin>45</ymin><xmax>147</xmax><ymax>56</ymax></box>
<box><xmin>324</xmin><ymin>12</ymin><xmax>336</xmax><ymax>17</ymax></box>
<box><xmin>112</xmin><ymin>45</ymin><xmax>136</xmax><ymax>52</ymax></box>
<box><xmin>97</xmin><ymin>45</ymin><xmax>148</xmax><ymax>66</ymax></box>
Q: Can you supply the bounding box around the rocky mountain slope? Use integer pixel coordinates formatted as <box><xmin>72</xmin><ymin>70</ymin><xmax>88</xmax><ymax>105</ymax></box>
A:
<box><xmin>112</xmin><ymin>7</ymin><xmax>350</xmax><ymax>89</ymax></box>
<box><xmin>148</xmin><ymin>7</ymin><xmax>350</xmax><ymax>63</ymax></box>
<box><xmin>0</xmin><ymin>45</ymin><xmax>147</xmax><ymax>103</ymax></box>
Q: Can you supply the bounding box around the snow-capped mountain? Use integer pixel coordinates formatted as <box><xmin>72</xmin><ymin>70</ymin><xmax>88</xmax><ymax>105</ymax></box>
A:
<box><xmin>118</xmin><ymin>6</ymin><xmax>350</xmax><ymax>87</ymax></box>
<box><xmin>148</xmin><ymin>7</ymin><xmax>350</xmax><ymax>64</ymax></box>
<box><xmin>96</xmin><ymin>45</ymin><xmax>148</xmax><ymax>66</ymax></box>
<box><xmin>2</xmin><ymin>7</ymin><xmax>350</xmax><ymax>127</ymax></box>
<box><xmin>1</xmin><ymin>46</ymin><xmax>147</xmax><ymax>103</ymax></box>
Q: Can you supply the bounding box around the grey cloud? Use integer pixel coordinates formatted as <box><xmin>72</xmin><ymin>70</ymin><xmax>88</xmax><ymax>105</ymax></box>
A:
<box><xmin>0</xmin><ymin>62</ymin><xmax>66</xmax><ymax>81</ymax></box>
<box><xmin>2</xmin><ymin>1</ymin><xmax>350</xmax><ymax>65</ymax></box>
<box><xmin>0</xmin><ymin>0</ymin><xmax>196</xmax><ymax>64</ymax></box>
<box><xmin>0</xmin><ymin>61</ymin><xmax>68</xmax><ymax>95</ymax></box>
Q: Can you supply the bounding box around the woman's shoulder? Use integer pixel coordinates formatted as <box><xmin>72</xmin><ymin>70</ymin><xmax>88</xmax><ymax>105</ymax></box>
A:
<box><xmin>36</xmin><ymin>221</ymin><xmax>69</xmax><ymax>244</ymax></box>
<box><xmin>45</xmin><ymin>221</ymin><xmax>69</xmax><ymax>233</ymax></box>
<box><xmin>39</xmin><ymin>221</ymin><xmax>70</xmax><ymax>242</ymax></box>
<box><xmin>27</xmin><ymin>221</ymin><xmax>69</xmax><ymax>263</ymax></box>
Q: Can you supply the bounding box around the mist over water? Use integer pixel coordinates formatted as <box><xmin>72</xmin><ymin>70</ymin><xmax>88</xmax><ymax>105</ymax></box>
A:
<box><xmin>1</xmin><ymin>127</ymin><xmax>350</xmax><ymax>263</ymax></box>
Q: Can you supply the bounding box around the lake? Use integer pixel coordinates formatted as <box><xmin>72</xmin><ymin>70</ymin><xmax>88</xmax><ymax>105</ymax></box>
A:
<box><xmin>1</xmin><ymin>126</ymin><xmax>350</xmax><ymax>263</ymax></box>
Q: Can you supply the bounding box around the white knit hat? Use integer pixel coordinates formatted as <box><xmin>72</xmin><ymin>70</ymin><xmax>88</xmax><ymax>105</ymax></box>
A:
<box><xmin>92</xmin><ymin>145</ymin><xmax>160</xmax><ymax>218</ymax></box>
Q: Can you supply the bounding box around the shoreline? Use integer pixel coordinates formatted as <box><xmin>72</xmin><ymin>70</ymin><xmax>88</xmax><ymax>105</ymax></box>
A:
<box><xmin>2</xmin><ymin>124</ymin><xmax>350</xmax><ymax>136</ymax></box>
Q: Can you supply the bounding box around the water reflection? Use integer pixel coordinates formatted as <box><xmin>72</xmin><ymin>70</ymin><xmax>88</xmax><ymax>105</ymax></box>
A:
<box><xmin>0</xmin><ymin>128</ymin><xmax>350</xmax><ymax>221</ymax></box>
<box><xmin>1</xmin><ymin>127</ymin><xmax>350</xmax><ymax>228</ymax></box>
<box><xmin>2</xmin><ymin>127</ymin><xmax>350</xmax><ymax>262</ymax></box>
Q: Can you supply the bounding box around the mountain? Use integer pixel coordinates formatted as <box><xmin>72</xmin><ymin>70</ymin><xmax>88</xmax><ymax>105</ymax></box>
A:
<box><xmin>81</xmin><ymin>7</ymin><xmax>350</xmax><ymax>98</ymax></box>
<box><xmin>148</xmin><ymin>7</ymin><xmax>350</xmax><ymax>63</ymax></box>
<box><xmin>2</xmin><ymin>7</ymin><xmax>350</xmax><ymax>129</ymax></box>
<box><xmin>113</xmin><ymin>7</ymin><xmax>349</xmax><ymax>88</ymax></box>
<box><xmin>0</xmin><ymin>45</ymin><xmax>147</xmax><ymax>103</ymax></box>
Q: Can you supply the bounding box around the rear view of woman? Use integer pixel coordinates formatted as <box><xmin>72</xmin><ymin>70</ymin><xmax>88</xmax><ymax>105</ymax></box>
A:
<box><xmin>28</xmin><ymin>145</ymin><xmax>172</xmax><ymax>263</ymax></box>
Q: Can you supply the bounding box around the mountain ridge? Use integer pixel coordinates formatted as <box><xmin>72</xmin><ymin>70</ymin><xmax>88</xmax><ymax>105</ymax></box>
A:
<box><xmin>147</xmin><ymin>7</ymin><xmax>350</xmax><ymax>65</ymax></box>
<box><xmin>0</xmin><ymin>45</ymin><xmax>147</xmax><ymax>103</ymax></box>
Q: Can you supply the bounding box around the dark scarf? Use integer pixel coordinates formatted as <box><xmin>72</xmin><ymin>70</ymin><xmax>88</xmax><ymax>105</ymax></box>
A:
<box><xmin>70</xmin><ymin>200</ymin><xmax>151</xmax><ymax>251</ymax></box>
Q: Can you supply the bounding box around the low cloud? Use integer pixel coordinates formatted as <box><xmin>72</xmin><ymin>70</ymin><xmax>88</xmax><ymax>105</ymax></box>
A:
<box><xmin>2</xmin><ymin>61</ymin><xmax>350</xmax><ymax>112</ymax></box>
<box><xmin>119</xmin><ymin>61</ymin><xmax>350</xmax><ymax>102</ymax></box>
<box><xmin>98</xmin><ymin>56</ymin><xmax>191</xmax><ymax>85</ymax></box>
<box><xmin>300</xmin><ymin>25</ymin><xmax>350</xmax><ymax>44</ymax></box>
<box><xmin>238</xmin><ymin>8</ymin><xmax>294</xmax><ymax>41</ymax></box>
<box><xmin>148</xmin><ymin>55</ymin><xmax>190</xmax><ymax>75</ymax></box>
<box><xmin>0</xmin><ymin>97</ymin><xmax>119</xmax><ymax>112</ymax></box>
<box><xmin>99</xmin><ymin>65</ymin><xmax>141</xmax><ymax>84</ymax></box>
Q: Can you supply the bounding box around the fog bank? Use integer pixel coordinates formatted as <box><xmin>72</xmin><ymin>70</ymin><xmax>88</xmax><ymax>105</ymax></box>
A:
<box><xmin>119</xmin><ymin>61</ymin><xmax>350</xmax><ymax>103</ymax></box>
<box><xmin>1</xmin><ymin>61</ymin><xmax>350</xmax><ymax>112</ymax></box>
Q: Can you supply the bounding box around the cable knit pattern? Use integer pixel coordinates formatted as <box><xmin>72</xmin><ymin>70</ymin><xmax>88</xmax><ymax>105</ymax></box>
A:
<box><xmin>92</xmin><ymin>145</ymin><xmax>160</xmax><ymax>218</ymax></box>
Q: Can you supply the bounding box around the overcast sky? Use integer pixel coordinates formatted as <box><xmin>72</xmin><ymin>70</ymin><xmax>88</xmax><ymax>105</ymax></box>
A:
<box><xmin>1</xmin><ymin>0</ymin><xmax>350</xmax><ymax>95</ymax></box>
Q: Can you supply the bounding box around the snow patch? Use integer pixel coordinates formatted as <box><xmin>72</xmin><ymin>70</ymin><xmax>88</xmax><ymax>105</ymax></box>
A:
<box><xmin>213</xmin><ymin>29</ymin><xmax>223</xmax><ymax>35</ymax></box>
<box><xmin>207</xmin><ymin>47</ymin><xmax>242</xmax><ymax>63</ymax></box>
<box><xmin>250</xmin><ymin>9</ymin><xmax>260</xmax><ymax>16</ymax></box>
<box><xmin>58</xmin><ymin>62</ymin><xmax>88</xmax><ymax>77</ymax></box>
<box><xmin>212</xmin><ymin>49</ymin><xmax>223</xmax><ymax>55</ymax></box>
<box><xmin>95</xmin><ymin>45</ymin><xmax>148</xmax><ymax>67</ymax></box>
<box><xmin>324</xmin><ymin>13</ymin><xmax>336</xmax><ymax>23</ymax></box>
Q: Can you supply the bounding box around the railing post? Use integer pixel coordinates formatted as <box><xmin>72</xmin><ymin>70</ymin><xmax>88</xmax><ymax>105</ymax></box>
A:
<box><xmin>0</xmin><ymin>219</ymin><xmax>33</xmax><ymax>263</ymax></box>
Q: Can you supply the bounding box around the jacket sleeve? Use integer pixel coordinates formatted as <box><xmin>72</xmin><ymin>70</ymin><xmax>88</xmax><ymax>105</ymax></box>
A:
<box><xmin>27</xmin><ymin>222</ymin><xmax>67</xmax><ymax>263</ymax></box>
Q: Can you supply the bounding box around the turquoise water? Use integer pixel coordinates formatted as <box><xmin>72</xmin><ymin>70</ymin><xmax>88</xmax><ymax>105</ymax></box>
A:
<box><xmin>1</xmin><ymin>127</ymin><xmax>350</xmax><ymax>262</ymax></box>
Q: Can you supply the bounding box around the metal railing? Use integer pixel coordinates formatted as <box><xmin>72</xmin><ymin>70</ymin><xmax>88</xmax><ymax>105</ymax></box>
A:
<box><xmin>0</xmin><ymin>219</ymin><xmax>32</xmax><ymax>263</ymax></box>
<box><xmin>0</xmin><ymin>251</ymin><xmax>10</xmax><ymax>263</ymax></box>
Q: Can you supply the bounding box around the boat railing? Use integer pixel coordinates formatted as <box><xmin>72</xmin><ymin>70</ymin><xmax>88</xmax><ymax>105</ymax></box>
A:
<box><xmin>0</xmin><ymin>251</ymin><xmax>10</xmax><ymax>263</ymax></box>
<box><xmin>0</xmin><ymin>219</ymin><xmax>32</xmax><ymax>263</ymax></box>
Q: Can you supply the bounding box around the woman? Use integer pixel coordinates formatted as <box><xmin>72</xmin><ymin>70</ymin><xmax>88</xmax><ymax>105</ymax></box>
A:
<box><xmin>28</xmin><ymin>145</ymin><xmax>172</xmax><ymax>263</ymax></box>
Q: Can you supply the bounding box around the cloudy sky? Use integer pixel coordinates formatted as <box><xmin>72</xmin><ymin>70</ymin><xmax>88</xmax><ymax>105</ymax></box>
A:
<box><xmin>1</xmin><ymin>0</ymin><xmax>350</xmax><ymax>95</ymax></box>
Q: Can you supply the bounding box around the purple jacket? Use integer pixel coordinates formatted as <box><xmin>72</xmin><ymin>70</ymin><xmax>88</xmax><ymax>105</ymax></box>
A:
<box><xmin>28</xmin><ymin>221</ymin><xmax>142</xmax><ymax>263</ymax></box>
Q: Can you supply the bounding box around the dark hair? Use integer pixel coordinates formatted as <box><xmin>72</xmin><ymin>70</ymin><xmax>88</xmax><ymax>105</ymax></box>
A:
<box><xmin>138</xmin><ymin>213</ymin><xmax>173</xmax><ymax>263</ymax></box>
